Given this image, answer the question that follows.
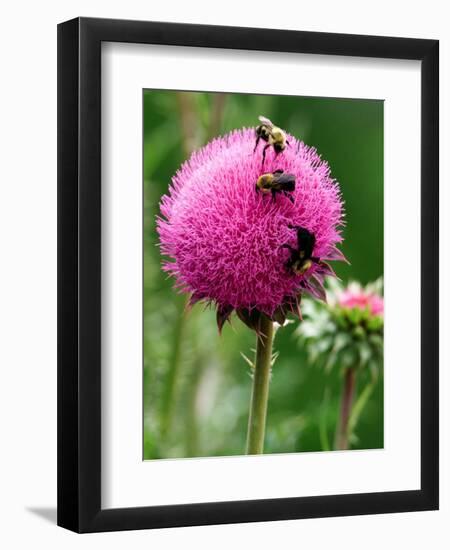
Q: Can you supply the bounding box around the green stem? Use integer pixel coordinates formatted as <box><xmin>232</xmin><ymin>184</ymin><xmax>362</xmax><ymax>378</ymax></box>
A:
<box><xmin>207</xmin><ymin>93</ymin><xmax>227</xmax><ymax>140</ymax></box>
<box><xmin>185</xmin><ymin>321</ymin><xmax>205</xmax><ymax>457</ymax></box>
<box><xmin>160</xmin><ymin>94</ymin><xmax>198</xmax><ymax>441</ymax></box>
<box><xmin>319</xmin><ymin>387</ymin><xmax>331</xmax><ymax>452</ymax></box>
<box><xmin>348</xmin><ymin>380</ymin><xmax>375</xmax><ymax>436</ymax></box>
<box><xmin>245</xmin><ymin>316</ymin><xmax>274</xmax><ymax>455</ymax></box>
<box><xmin>176</xmin><ymin>92</ymin><xmax>200</xmax><ymax>156</ymax></box>
<box><xmin>335</xmin><ymin>367</ymin><xmax>357</xmax><ymax>450</ymax></box>
<box><xmin>160</xmin><ymin>296</ymin><xmax>187</xmax><ymax>439</ymax></box>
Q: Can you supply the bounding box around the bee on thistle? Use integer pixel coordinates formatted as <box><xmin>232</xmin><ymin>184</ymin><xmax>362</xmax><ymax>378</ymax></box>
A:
<box><xmin>282</xmin><ymin>226</ymin><xmax>321</xmax><ymax>276</ymax></box>
<box><xmin>254</xmin><ymin>116</ymin><xmax>290</xmax><ymax>166</ymax></box>
<box><xmin>255</xmin><ymin>170</ymin><xmax>296</xmax><ymax>202</ymax></box>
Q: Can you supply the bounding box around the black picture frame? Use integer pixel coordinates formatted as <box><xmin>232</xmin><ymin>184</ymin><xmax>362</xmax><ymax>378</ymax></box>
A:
<box><xmin>57</xmin><ymin>16</ymin><xmax>439</xmax><ymax>533</ymax></box>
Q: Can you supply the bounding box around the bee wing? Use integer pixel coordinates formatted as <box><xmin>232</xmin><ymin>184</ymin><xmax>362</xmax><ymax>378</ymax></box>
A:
<box><xmin>258</xmin><ymin>115</ymin><xmax>273</xmax><ymax>129</ymax></box>
<box><xmin>273</xmin><ymin>173</ymin><xmax>296</xmax><ymax>190</ymax></box>
<box><xmin>274</xmin><ymin>173</ymin><xmax>295</xmax><ymax>184</ymax></box>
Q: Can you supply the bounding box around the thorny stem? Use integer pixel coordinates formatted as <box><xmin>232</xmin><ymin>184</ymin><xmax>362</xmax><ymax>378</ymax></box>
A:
<box><xmin>335</xmin><ymin>367</ymin><xmax>357</xmax><ymax>450</ymax></box>
<box><xmin>246</xmin><ymin>316</ymin><xmax>274</xmax><ymax>455</ymax></box>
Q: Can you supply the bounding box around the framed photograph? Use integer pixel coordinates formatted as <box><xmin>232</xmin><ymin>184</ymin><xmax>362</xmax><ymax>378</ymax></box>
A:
<box><xmin>57</xmin><ymin>17</ymin><xmax>439</xmax><ymax>533</ymax></box>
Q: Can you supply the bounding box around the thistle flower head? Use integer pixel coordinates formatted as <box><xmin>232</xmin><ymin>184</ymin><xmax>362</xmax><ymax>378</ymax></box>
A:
<box><xmin>158</xmin><ymin>127</ymin><xmax>345</xmax><ymax>330</ymax></box>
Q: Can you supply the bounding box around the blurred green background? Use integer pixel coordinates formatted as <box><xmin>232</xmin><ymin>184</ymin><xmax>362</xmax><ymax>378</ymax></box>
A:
<box><xmin>143</xmin><ymin>90</ymin><xmax>383</xmax><ymax>460</ymax></box>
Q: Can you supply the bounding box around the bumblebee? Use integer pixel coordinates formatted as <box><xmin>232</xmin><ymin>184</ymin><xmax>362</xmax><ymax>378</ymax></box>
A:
<box><xmin>254</xmin><ymin>116</ymin><xmax>290</xmax><ymax>165</ymax></box>
<box><xmin>255</xmin><ymin>170</ymin><xmax>296</xmax><ymax>202</ymax></box>
<box><xmin>282</xmin><ymin>226</ymin><xmax>320</xmax><ymax>275</ymax></box>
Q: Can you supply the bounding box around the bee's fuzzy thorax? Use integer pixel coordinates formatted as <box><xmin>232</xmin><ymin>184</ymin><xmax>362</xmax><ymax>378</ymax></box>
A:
<box><xmin>157</xmin><ymin>127</ymin><xmax>345</xmax><ymax>320</ymax></box>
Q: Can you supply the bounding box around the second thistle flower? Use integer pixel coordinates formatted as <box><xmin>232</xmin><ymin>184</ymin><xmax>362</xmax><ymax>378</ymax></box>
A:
<box><xmin>297</xmin><ymin>278</ymin><xmax>384</xmax><ymax>379</ymax></box>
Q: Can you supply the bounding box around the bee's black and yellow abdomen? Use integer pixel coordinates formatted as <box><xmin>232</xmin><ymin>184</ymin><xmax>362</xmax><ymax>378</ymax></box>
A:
<box><xmin>283</xmin><ymin>226</ymin><xmax>317</xmax><ymax>276</ymax></box>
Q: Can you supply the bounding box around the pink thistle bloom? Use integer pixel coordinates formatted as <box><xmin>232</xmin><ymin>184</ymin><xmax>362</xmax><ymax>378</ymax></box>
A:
<box><xmin>338</xmin><ymin>285</ymin><xmax>384</xmax><ymax>317</ymax></box>
<box><xmin>157</xmin><ymin>127</ymin><xmax>346</xmax><ymax>329</ymax></box>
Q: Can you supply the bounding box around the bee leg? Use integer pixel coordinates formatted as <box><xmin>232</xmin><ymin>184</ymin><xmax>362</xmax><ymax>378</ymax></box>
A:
<box><xmin>253</xmin><ymin>136</ymin><xmax>261</xmax><ymax>153</ymax></box>
<box><xmin>271</xmin><ymin>190</ymin><xmax>277</xmax><ymax>203</ymax></box>
<box><xmin>286</xmin><ymin>140</ymin><xmax>291</xmax><ymax>147</ymax></box>
<box><xmin>261</xmin><ymin>144</ymin><xmax>270</xmax><ymax>167</ymax></box>
<box><xmin>281</xmin><ymin>190</ymin><xmax>293</xmax><ymax>203</ymax></box>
